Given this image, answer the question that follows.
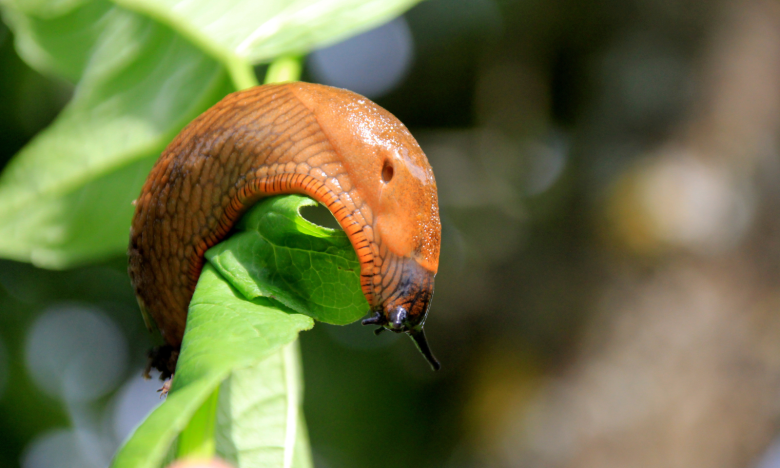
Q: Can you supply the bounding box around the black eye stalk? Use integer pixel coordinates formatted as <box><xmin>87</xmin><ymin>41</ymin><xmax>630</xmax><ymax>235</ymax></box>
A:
<box><xmin>362</xmin><ymin>309</ymin><xmax>441</xmax><ymax>371</ymax></box>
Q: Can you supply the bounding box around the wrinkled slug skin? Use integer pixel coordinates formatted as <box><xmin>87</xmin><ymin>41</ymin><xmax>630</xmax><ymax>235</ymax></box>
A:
<box><xmin>128</xmin><ymin>82</ymin><xmax>441</xmax><ymax>347</ymax></box>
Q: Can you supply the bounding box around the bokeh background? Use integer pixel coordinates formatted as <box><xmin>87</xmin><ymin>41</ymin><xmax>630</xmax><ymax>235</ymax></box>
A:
<box><xmin>3</xmin><ymin>0</ymin><xmax>780</xmax><ymax>467</ymax></box>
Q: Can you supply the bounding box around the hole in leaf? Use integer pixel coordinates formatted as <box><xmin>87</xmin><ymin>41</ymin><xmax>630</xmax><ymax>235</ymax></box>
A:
<box><xmin>300</xmin><ymin>203</ymin><xmax>342</xmax><ymax>230</ymax></box>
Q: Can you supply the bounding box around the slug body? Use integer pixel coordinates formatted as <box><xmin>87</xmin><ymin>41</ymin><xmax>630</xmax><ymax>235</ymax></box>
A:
<box><xmin>128</xmin><ymin>83</ymin><xmax>441</xmax><ymax>371</ymax></box>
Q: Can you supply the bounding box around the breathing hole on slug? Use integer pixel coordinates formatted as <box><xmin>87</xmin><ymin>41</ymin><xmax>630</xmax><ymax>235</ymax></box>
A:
<box><xmin>300</xmin><ymin>203</ymin><xmax>342</xmax><ymax>231</ymax></box>
<box><xmin>382</xmin><ymin>161</ymin><xmax>394</xmax><ymax>183</ymax></box>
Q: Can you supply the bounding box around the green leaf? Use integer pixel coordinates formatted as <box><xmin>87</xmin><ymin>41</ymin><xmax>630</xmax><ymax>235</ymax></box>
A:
<box><xmin>114</xmin><ymin>0</ymin><xmax>422</xmax><ymax>65</ymax></box>
<box><xmin>111</xmin><ymin>263</ymin><xmax>314</xmax><ymax>468</ymax></box>
<box><xmin>291</xmin><ymin>411</ymin><xmax>313</xmax><ymax>468</ymax></box>
<box><xmin>0</xmin><ymin>3</ymin><xmax>235</xmax><ymax>268</ymax></box>
<box><xmin>264</xmin><ymin>55</ymin><xmax>303</xmax><ymax>85</ymax></box>
<box><xmin>0</xmin><ymin>0</ymin><xmax>113</xmax><ymax>82</ymax></box>
<box><xmin>216</xmin><ymin>342</ymin><xmax>310</xmax><ymax>468</ymax></box>
<box><xmin>178</xmin><ymin>386</ymin><xmax>220</xmax><ymax>460</ymax></box>
<box><xmin>112</xmin><ymin>195</ymin><xmax>367</xmax><ymax>468</ymax></box>
<box><xmin>112</xmin><ymin>194</ymin><xmax>364</xmax><ymax>468</ymax></box>
<box><xmin>206</xmin><ymin>195</ymin><xmax>368</xmax><ymax>325</ymax></box>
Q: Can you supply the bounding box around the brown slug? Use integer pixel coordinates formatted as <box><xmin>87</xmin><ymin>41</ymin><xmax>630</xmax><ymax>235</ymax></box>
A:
<box><xmin>128</xmin><ymin>82</ymin><xmax>441</xmax><ymax>374</ymax></box>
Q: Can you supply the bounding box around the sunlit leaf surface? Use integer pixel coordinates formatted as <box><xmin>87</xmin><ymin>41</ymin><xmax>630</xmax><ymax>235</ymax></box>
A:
<box><xmin>116</xmin><ymin>0</ymin><xmax>420</xmax><ymax>64</ymax></box>
<box><xmin>0</xmin><ymin>2</ymin><xmax>232</xmax><ymax>267</ymax></box>
<box><xmin>207</xmin><ymin>195</ymin><xmax>367</xmax><ymax>325</ymax></box>
<box><xmin>111</xmin><ymin>195</ymin><xmax>363</xmax><ymax>468</ymax></box>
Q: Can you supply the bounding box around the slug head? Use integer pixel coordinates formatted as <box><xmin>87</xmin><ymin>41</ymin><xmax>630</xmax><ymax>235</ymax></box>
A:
<box><xmin>290</xmin><ymin>83</ymin><xmax>441</xmax><ymax>370</ymax></box>
<box><xmin>361</xmin><ymin>260</ymin><xmax>440</xmax><ymax>371</ymax></box>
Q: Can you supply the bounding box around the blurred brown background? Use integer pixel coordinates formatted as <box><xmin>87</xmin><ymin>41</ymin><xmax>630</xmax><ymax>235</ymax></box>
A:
<box><xmin>3</xmin><ymin>0</ymin><xmax>780</xmax><ymax>467</ymax></box>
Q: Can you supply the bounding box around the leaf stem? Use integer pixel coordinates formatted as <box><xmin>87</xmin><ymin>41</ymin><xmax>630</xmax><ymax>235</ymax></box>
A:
<box><xmin>265</xmin><ymin>56</ymin><xmax>303</xmax><ymax>84</ymax></box>
<box><xmin>177</xmin><ymin>386</ymin><xmax>220</xmax><ymax>460</ymax></box>
<box><xmin>283</xmin><ymin>342</ymin><xmax>302</xmax><ymax>468</ymax></box>
<box><xmin>226</xmin><ymin>57</ymin><xmax>260</xmax><ymax>90</ymax></box>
